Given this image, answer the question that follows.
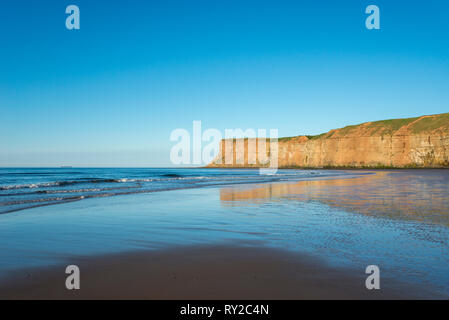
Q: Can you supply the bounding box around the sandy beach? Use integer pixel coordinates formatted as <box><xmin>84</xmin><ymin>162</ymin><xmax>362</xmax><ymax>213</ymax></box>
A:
<box><xmin>0</xmin><ymin>169</ymin><xmax>448</xmax><ymax>300</ymax></box>
<box><xmin>0</xmin><ymin>245</ymin><xmax>437</xmax><ymax>300</ymax></box>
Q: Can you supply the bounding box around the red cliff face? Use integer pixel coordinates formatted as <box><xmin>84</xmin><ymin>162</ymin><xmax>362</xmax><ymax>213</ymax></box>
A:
<box><xmin>208</xmin><ymin>113</ymin><xmax>449</xmax><ymax>168</ymax></box>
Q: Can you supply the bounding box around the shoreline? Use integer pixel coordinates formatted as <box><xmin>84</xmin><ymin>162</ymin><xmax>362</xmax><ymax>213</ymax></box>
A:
<box><xmin>0</xmin><ymin>168</ymin><xmax>368</xmax><ymax>216</ymax></box>
<box><xmin>1</xmin><ymin>166</ymin><xmax>448</xmax><ymax>170</ymax></box>
<box><xmin>0</xmin><ymin>245</ymin><xmax>442</xmax><ymax>300</ymax></box>
<box><xmin>1</xmin><ymin>169</ymin><xmax>448</xmax><ymax>300</ymax></box>
<box><xmin>204</xmin><ymin>166</ymin><xmax>449</xmax><ymax>170</ymax></box>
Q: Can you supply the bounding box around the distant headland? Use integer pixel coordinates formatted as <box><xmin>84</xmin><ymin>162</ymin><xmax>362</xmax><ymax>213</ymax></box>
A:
<box><xmin>208</xmin><ymin>113</ymin><xmax>449</xmax><ymax>169</ymax></box>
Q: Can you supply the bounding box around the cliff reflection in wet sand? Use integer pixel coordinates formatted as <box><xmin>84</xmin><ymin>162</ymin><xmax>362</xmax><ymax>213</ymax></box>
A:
<box><xmin>220</xmin><ymin>170</ymin><xmax>449</xmax><ymax>226</ymax></box>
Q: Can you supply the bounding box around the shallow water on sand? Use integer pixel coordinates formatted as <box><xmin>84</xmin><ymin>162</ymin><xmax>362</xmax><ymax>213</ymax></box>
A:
<box><xmin>0</xmin><ymin>169</ymin><xmax>448</xmax><ymax>297</ymax></box>
<box><xmin>0</xmin><ymin>168</ymin><xmax>349</xmax><ymax>214</ymax></box>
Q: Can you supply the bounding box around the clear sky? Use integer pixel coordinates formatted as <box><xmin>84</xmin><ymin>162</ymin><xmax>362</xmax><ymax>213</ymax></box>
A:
<box><xmin>1</xmin><ymin>0</ymin><xmax>448</xmax><ymax>167</ymax></box>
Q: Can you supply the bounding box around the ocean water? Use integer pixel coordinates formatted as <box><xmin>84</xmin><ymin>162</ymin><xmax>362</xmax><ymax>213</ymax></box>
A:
<box><xmin>0</xmin><ymin>168</ymin><xmax>448</xmax><ymax>297</ymax></box>
<box><xmin>0</xmin><ymin>168</ymin><xmax>350</xmax><ymax>214</ymax></box>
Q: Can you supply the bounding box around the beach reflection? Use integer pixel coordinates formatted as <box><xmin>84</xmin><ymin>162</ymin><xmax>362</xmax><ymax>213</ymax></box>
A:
<box><xmin>220</xmin><ymin>170</ymin><xmax>449</xmax><ymax>226</ymax></box>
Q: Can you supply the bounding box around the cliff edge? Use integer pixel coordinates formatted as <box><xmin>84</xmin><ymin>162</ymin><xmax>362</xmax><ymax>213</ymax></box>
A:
<box><xmin>207</xmin><ymin>113</ymin><xmax>449</xmax><ymax>168</ymax></box>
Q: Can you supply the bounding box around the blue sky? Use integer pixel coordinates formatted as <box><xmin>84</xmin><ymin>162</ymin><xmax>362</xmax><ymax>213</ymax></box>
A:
<box><xmin>1</xmin><ymin>0</ymin><xmax>448</xmax><ymax>166</ymax></box>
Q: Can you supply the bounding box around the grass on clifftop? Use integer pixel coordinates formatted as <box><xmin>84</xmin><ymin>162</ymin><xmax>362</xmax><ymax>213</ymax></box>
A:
<box><xmin>234</xmin><ymin>113</ymin><xmax>448</xmax><ymax>143</ymax></box>
<box><xmin>279</xmin><ymin>113</ymin><xmax>449</xmax><ymax>141</ymax></box>
<box><xmin>366</xmin><ymin>117</ymin><xmax>419</xmax><ymax>131</ymax></box>
<box><xmin>410</xmin><ymin>113</ymin><xmax>449</xmax><ymax>133</ymax></box>
<box><xmin>278</xmin><ymin>136</ymin><xmax>295</xmax><ymax>142</ymax></box>
<box><xmin>338</xmin><ymin>113</ymin><xmax>449</xmax><ymax>136</ymax></box>
<box><xmin>305</xmin><ymin>133</ymin><xmax>327</xmax><ymax>140</ymax></box>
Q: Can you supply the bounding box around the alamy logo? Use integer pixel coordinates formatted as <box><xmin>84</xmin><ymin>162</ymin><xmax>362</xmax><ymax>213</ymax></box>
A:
<box><xmin>170</xmin><ymin>121</ymin><xmax>279</xmax><ymax>174</ymax></box>
<box><xmin>66</xmin><ymin>5</ymin><xmax>80</xmax><ymax>30</ymax></box>
<box><xmin>65</xmin><ymin>265</ymin><xmax>80</xmax><ymax>290</ymax></box>
<box><xmin>365</xmin><ymin>5</ymin><xmax>380</xmax><ymax>30</ymax></box>
<box><xmin>365</xmin><ymin>265</ymin><xmax>380</xmax><ymax>290</ymax></box>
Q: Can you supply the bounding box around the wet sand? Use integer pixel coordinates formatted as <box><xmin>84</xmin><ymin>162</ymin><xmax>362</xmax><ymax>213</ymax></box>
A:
<box><xmin>1</xmin><ymin>170</ymin><xmax>448</xmax><ymax>300</ymax></box>
<box><xmin>0</xmin><ymin>245</ymin><xmax>439</xmax><ymax>300</ymax></box>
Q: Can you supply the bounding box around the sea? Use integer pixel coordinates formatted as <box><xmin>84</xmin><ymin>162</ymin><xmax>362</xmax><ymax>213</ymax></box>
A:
<box><xmin>0</xmin><ymin>168</ymin><xmax>448</xmax><ymax>297</ymax></box>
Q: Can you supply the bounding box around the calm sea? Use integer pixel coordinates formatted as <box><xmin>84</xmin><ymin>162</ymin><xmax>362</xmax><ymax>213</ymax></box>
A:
<box><xmin>0</xmin><ymin>168</ymin><xmax>448</xmax><ymax>297</ymax></box>
<box><xmin>0</xmin><ymin>168</ymin><xmax>350</xmax><ymax>214</ymax></box>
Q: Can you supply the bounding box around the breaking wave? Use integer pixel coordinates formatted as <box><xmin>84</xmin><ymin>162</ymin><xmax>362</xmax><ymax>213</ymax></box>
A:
<box><xmin>0</xmin><ymin>168</ymin><xmax>358</xmax><ymax>215</ymax></box>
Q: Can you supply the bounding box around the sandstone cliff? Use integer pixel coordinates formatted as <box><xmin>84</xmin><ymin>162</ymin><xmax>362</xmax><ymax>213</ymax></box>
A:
<box><xmin>208</xmin><ymin>113</ymin><xmax>449</xmax><ymax>168</ymax></box>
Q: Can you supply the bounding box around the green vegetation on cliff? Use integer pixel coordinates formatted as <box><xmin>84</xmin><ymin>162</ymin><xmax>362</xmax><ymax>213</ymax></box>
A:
<box><xmin>209</xmin><ymin>113</ymin><xmax>449</xmax><ymax>169</ymax></box>
<box><xmin>410</xmin><ymin>113</ymin><xmax>449</xmax><ymax>133</ymax></box>
<box><xmin>295</xmin><ymin>113</ymin><xmax>449</xmax><ymax>140</ymax></box>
